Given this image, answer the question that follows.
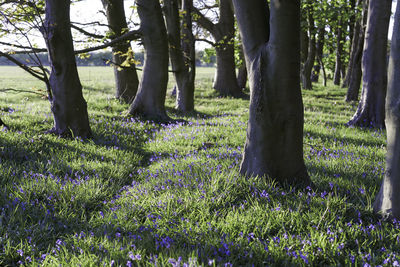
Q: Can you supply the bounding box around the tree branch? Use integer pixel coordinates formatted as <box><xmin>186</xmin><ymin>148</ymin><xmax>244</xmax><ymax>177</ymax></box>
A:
<box><xmin>70</xmin><ymin>24</ymin><xmax>105</xmax><ymax>39</ymax></box>
<box><xmin>192</xmin><ymin>6</ymin><xmax>216</xmax><ymax>35</ymax></box>
<box><xmin>0</xmin><ymin>51</ymin><xmax>46</xmax><ymax>82</ymax></box>
<box><xmin>195</xmin><ymin>38</ymin><xmax>216</xmax><ymax>46</ymax></box>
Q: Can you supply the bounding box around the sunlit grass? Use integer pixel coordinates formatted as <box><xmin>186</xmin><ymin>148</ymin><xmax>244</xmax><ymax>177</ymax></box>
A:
<box><xmin>0</xmin><ymin>66</ymin><xmax>398</xmax><ymax>266</ymax></box>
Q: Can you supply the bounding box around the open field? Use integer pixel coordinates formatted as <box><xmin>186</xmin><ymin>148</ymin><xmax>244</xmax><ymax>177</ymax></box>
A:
<box><xmin>0</xmin><ymin>66</ymin><xmax>397</xmax><ymax>266</ymax></box>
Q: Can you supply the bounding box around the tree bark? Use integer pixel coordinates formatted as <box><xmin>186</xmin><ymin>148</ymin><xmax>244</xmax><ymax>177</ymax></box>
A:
<box><xmin>128</xmin><ymin>0</ymin><xmax>170</xmax><ymax>121</ymax></box>
<box><xmin>301</xmin><ymin>7</ymin><xmax>316</xmax><ymax>90</ymax></box>
<box><xmin>233</xmin><ymin>0</ymin><xmax>310</xmax><ymax>186</ymax></box>
<box><xmin>345</xmin><ymin>0</ymin><xmax>368</xmax><ymax>101</ymax></box>
<box><xmin>347</xmin><ymin>0</ymin><xmax>391</xmax><ymax>128</ymax></box>
<box><xmin>374</xmin><ymin>0</ymin><xmax>400</xmax><ymax>219</ymax></box>
<box><xmin>102</xmin><ymin>0</ymin><xmax>139</xmax><ymax>104</ymax></box>
<box><xmin>311</xmin><ymin>27</ymin><xmax>325</xmax><ymax>83</ymax></box>
<box><xmin>42</xmin><ymin>0</ymin><xmax>91</xmax><ymax>138</ymax></box>
<box><xmin>237</xmin><ymin>45</ymin><xmax>248</xmax><ymax>90</ymax></box>
<box><xmin>164</xmin><ymin>0</ymin><xmax>196</xmax><ymax>112</ymax></box>
<box><xmin>194</xmin><ymin>0</ymin><xmax>244</xmax><ymax>98</ymax></box>
<box><xmin>333</xmin><ymin>18</ymin><xmax>344</xmax><ymax>86</ymax></box>
<box><xmin>343</xmin><ymin>0</ymin><xmax>362</xmax><ymax>88</ymax></box>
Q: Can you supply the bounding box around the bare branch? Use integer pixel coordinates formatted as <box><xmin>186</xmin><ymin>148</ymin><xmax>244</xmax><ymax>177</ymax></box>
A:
<box><xmin>70</xmin><ymin>24</ymin><xmax>105</xmax><ymax>39</ymax></box>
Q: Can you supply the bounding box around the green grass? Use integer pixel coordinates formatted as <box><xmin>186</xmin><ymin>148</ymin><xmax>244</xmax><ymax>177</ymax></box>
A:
<box><xmin>0</xmin><ymin>66</ymin><xmax>398</xmax><ymax>266</ymax></box>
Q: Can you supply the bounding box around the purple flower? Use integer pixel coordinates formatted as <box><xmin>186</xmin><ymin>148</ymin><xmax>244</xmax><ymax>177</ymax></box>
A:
<box><xmin>17</xmin><ymin>249</ymin><xmax>23</xmax><ymax>256</ymax></box>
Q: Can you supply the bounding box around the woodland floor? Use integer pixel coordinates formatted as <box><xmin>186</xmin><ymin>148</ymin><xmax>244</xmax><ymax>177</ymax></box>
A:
<box><xmin>0</xmin><ymin>66</ymin><xmax>397</xmax><ymax>266</ymax></box>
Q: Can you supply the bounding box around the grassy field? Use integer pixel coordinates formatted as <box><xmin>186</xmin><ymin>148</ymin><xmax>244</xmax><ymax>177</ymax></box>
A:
<box><xmin>0</xmin><ymin>66</ymin><xmax>397</xmax><ymax>266</ymax></box>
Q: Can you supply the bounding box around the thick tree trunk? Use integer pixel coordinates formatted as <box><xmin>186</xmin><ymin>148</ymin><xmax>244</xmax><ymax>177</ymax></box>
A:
<box><xmin>374</xmin><ymin>1</ymin><xmax>400</xmax><ymax>219</ymax></box>
<box><xmin>233</xmin><ymin>0</ymin><xmax>310</xmax><ymax>186</ymax></box>
<box><xmin>301</xmin><ymin>9</ymin><xmax>316</xmax><ymax>90</ymax></box>
<box><xmin>311</xmin><ymin>27</ymin><xmax>325</xmax><ymax>83</ymax></box>
<box><xmin>212</xmin><ymin>0</ymin><xmax>243</xmax><ymax>97</ymax></box>
<box><xmin>43</xmin><ymin>0</ymin><xmax>91</xmax><ymax>138</ymax></box>
<box><xmin>102</xmin><ymin>0</ymin><xmax>139</xmax><ymax>104</ymax></box>
<box><xmin>346</xmin><ymin>0</ymin><xmax>368</xmax><ymax>101</ymax></box>
<box><xmin>347</xmin><ymin>0</ymin><xmax>391</xmax><ymax>128</ymax></box>
<box><xmin>194</xmin><ymin>0</ymin><xmax>243</xmax><ymax>98</ymax></box>
<box><xmin>128</xmin><ymin>0</ymin><xmax>170</xmax><ymax>121</ymax></box>
<box><xmin>213</xmin><ymin>45</ymin><xmax>243</xmax><ymax>97</ymax></box>
<box><xmin>343</xmin><ymin>0</ymin><xmax>362</xmax><ymax>88</ymax></box>
<box><xmin>164</xmin><ymin>0</ymin><xmax>196</xmax><ymax>112</ymax></box>
<box><xmin>333</xmin><ymin>18</ymin><xmax>344</xmax><ymax>86</ymax></box>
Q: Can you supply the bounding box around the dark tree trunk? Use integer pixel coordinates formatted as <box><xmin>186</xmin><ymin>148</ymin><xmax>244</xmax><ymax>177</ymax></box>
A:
<box><xmin>374</xmin><ymin>0</ymin><xmax>400</xmax><ymax>219</ymax></box>
<box><xmin>347</xmin><ymin>0</ymin><xmax>391</xmax><ymax>128</ymax></box>
<box><xmin>233</xmin><ymin>0</ymin><xmax>310</xmax><ymax>186</ymax></box>
<box><xmin>128</xmin><ymin>0</ymin><xmax>170</xmax><ymax>121</ymax></box>
<box><xmin>346</xmin><ymin>0</ymin><xmax>368</xmax><ymax>101</ymax></box>
<box><xmin>333</xmin><ymin>18</ymin><xmax>344</xmax><ymax>86</ymax></box>
<box><xmin>164</xmin><ymin>0</ymin><xmax>196</xmax><ymax>112</ymax></box>
<box><xmin>311</xmin><ymin>27</ymin><xmax>325</xmax><ymax>83</ymax></box>
<box><xmin>300</xmin><ymin>26</ymin><xmax>309</xmax><ymax>65</ymax></box>
<box><xmin>301</xmin><ymin>8</ymin><xmax>316</xmax><ymax>90</ymax></box>
<box><xmin>102</xmin><ymin>0</ymin><xmax>139</xmax><ymax>104</ymax></box>
<box><xmin>194</xmin><ymin>0</ymin><xmax>243</xmax><ymax>98</ymax></box>
<box><xmin>213</xmin><ymin>0</ymin><xmax>243</xmax><ymax>97</ymax></box>
<box><xmin>343</xmin><ymin>0</ymin><xmax>363</xmax><ymax>88</ymax></box>
<box><xmin>42</xmin><ymin>0</ymin><xmax>91</xmax><ymax>138</ymax></box>
<box><xmin>213</xmin><ymin>45</ymin><xmax>243</xmax><ymax>97</ymax></box>
<box><xmin>237</xmin><ymin>47</ymin><xmax>248</xmax><ymax>90</ymax></box>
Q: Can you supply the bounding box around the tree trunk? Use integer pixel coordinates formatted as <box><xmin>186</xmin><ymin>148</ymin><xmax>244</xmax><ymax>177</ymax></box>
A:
<box><xmin>128</xmin><ymin>0</ymin><xmax>170</xmax><ymax>121</ymax></box>
<box><xmin>102</xmin><ymin>0</ymin><xmax>139</xmax><ymax>104</ymax></box>
<box><xmin>311</xmin><ymin>27</ymin><xmax>325</xmax><ymax>83</ymax></box>
<box><xmin>233</xmin><ymin>0</ymin><xmax>310</xmax><ymax>186</ymax></box>
<box><xmin>43</xmin><ymin>0</ymin><xmax>91</xmax><ymax>138</ymax></box>
<box><xmin>194</xmin><ymin>0</ymin><xmax>243</xmax><ymax>98</ymax></box>
<box><xmin>212</xmin><ymin>0</ymin><xmax>243</xmax><ymax>97</ymax></box>
<box><xmin>301</xmin><ymin>8</ymin><xmax>316</xmax><ymax>90</ymax></box>
<box><xmin>213</xmin><ymin>45</ymin><xmax>243</xmax><ymax>97</ymax></box>
<box><xmin>347</xmin><ymin>0</ymin><xmax>391</xmax><ymax>128</ymax></box>
<box><xmin>164</xmin><ymin>0</ymin><xmax>196</xmax><ymax>112</ymax></box>
<box><xmin>237</xmin><ymin>44</ymin><xmax>248</xmax><ymax>90</ymax></box>
<box><xmin>333</xmin><ymin>18</ymin><xmax>344</xmax><ymax>86</ymax></box>
<box><xmin>346</xmin><ymin>0</ymin><xmax>368</xmax><ymax>101</ymax></box>
<box><xmin>343</xmin><ymin>0</ymin><xmax>363</xmax><ymax>88</ymax></box>
<box><xmin>373</xmin><ymin>0</ymin><xmax>400</xmax><ymax>219</ymax></box>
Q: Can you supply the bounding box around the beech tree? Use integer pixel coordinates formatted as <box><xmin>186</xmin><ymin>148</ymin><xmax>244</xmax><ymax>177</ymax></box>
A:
<box><xmin>101</xmin><ymin>0</ymin><xmax>139</xmax><ymax>104</ymax></box>
<box><xmin>194</xmin><ymin>0</ymin><xmax>244</xmax><ymax>97</ymax></box>
<box><xmin>164</xmin><ymin>0</ymin><xmax>196</xmax><ymax>112</ymax></box>
<box><xmin>43</xmin><ymin>0</ymin><xmax>92</xmax><ymax>138</ymax></box>
<box><xmin>232</xmin><ymin>0</ymin><xmax>310</xmax><ymax>185</ymax></box>
<box><xmin>344</xmin><ymin>0</ymin><xmax>368</xmax><ymax>102</ymax></box>
<box><xmin>347</xmin><ymin>0</ymin><xmax>391</xmax><ymax>128</ymax></box>
<box><xmin>127</xmin><ymin>0</ymin><xmax>170</xmax><ymax>121</ymax></box>
<box><xmin>301</xmin><ymin>1</ymin><xmax>316</xmax><ymax>90</ymax></box>
<box><xmin>374</xmin><ymin>0</ymin><xmax>400</xmax><ymax>219</ymax></box>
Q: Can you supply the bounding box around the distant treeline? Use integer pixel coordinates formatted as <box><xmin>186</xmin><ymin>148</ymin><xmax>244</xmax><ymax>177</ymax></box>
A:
<box><xmin>0</xmin><ymin>49</ymin><xmax>216</xmax><ymax>67</ymax></box>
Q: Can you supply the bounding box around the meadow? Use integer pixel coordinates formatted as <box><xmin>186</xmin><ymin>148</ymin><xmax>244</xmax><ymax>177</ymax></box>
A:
<box><xmin>0</xmin><ymin>66</ymin><xmax>397</xmax><ymax>266</ymax></box>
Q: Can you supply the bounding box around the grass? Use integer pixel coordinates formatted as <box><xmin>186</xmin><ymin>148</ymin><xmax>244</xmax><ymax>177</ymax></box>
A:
<box><xmin>0</xmin><ymin>66</ymin><xmax>398</xmax><ymax>266</ymax></box>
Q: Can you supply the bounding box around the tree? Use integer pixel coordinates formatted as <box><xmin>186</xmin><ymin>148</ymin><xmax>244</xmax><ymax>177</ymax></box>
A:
<box><xmin>344</xmin><ymin>0</ymin><xmax>368</xmax><ymax>102</ymax></box>
<box><xmin>373</xmin><ymin>0</ymin><xmax>400</xmax><ymax>219</ymax></box>
<box><xmin>333</xmin><ymin>17</ymin><xmax>344</xmax><ymax>85</ymax></box>
<box><xmin>101</xmin><ymin>0</ymin><xmax>139</xmax><ymax>104</ymax></box>
<box><xmin>127</xmin><ymin>0</ymin><xmax>170</xmax><ymax>121</ymax></box>
<box><xmin>347</xmin><ymin>0</ymin><xmax>391</xmax><ymax>128</ymax></box>
<box><xmin>194</xmin><ymin>0</ymin><xmax>244</xmax><ymax>98</ymax></box>
<box><xmin>232</xmin><ymin>0</ymin><xmax>310</xmax><ymax>185</ymax></box>
<box><xmin>42</xmin><ymin>0</ymin><xmax>92</xmax><ymax>138</ymax></box>
<box><xmin>164</xmin><ymin>0</ymin><xmax>196</xmax><ymax>112</ymax></box>
<box><xmin>301</xmin><ymin>2</ymin><xmax>316</xmax><ymax>90</ymax></box>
